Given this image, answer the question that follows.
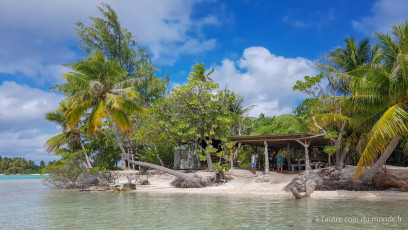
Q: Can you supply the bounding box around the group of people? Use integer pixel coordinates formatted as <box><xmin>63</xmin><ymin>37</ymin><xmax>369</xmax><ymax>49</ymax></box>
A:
<box><xmin>251</xmin><ymin>152</ymin><xmax>284</xmax><ymax>174</ymax></box>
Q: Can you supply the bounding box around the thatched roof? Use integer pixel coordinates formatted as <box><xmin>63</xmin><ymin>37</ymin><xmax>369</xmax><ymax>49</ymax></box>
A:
<box><xmin>227</xmin><ymin>133</ymin><xmax>329</xmax><ymax>149</ymax></box>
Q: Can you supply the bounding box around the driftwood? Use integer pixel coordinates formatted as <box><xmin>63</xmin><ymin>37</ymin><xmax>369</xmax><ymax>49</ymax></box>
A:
<box><xmin>131</xmin><ymin>160</ymin><xmax>212</xmax><ymax>188</ymax></box>
<box><xmin>286</xmin><ymin>166</ymin><xmax>408</xmax><ymax>199</ymax></box>
<box><xmin>289</xmin><ymin>176</ymin><xmax>319</xmax><ymax>199</ymax></box>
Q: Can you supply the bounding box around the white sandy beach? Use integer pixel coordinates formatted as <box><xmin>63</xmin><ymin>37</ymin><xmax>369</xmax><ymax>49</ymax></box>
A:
<box><xmin>116</xmin><ymin>169</ymin><xmax>408</xmax><ymax>200</ymax></box>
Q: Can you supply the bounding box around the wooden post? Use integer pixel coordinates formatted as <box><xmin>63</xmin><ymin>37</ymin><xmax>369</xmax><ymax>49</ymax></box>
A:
<box><xmin>231</xmin><ymin>143</ymin><xmax>241</xmax><ymax>170</ymax></box>
<box><xmin>305</xmin><ymin>141</ymin><xmax>311</xmax><ymax>175</ymax></box>
<box><xmin>295</xmin><ymin>139</ymin><xmax>311</xmax><ymax>175</ymax></box>
<box><xmin>287</xmin><ymin>143</ymin><xmax>291</xmax><ymax>165</ymax></box>
<box><xmin>264</xmin><ymin>141</ymin><xmax>269</xmax><ymax>175</ymax></box>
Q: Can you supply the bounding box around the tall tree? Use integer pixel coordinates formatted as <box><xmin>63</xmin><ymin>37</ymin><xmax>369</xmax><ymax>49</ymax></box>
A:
<box><xmin>75</xmin><ymin>3</ymin><xmax>167</xmax><ymax>104</ymax></box>
<box><xmin>71</xmin><ymin>4</ymin><xmax>168</xmax><ymax>168</ymax></box>
<box><xmin>146</xmin><ymin>63</ymin><xmax>239</xmax><ymax>171</ymax></box>
<box><xmin>294</xmin><ymin>36</ymin><xmax>380</xmax><ymax>170</ymax></box>
<box><xmin>57</xmin><ymin>51</ymin><xmax>144</xmax><ymax>168</ymax></box>
<box><xmin>351</xmin><ymin>21</ymin><xmax>408</xmax><ymax>181</ymax></box>
<box><xmin>45</xmin><ymin>99</ymin><xmax>92</xmax><ymax>169</ymax></box>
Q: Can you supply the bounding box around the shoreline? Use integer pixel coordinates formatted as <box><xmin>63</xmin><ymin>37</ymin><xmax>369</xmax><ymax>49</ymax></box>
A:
<box><xmin>0</xmin><ymin>173</ymin><xmax>49</xmax><ymax>176</ymax></box>
<box><xmin>116</xmin><ymin>169</ymin><xmax>408</xmax><ymax>200</ymax></box>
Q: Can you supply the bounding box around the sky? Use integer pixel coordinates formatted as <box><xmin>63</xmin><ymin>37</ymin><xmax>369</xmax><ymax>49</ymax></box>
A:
<box><xmin>0</xmin><ymin>0</ymin><xmax>407</xmax><ymax>163</ymax></box>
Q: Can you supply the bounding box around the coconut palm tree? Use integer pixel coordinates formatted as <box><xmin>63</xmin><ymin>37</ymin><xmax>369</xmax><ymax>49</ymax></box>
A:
<box><xmin>45</xmin><ymin>99</ymin><xmax>93</xmax><ymax>169</ymax></box>
<box><xmin>59</xmin><ymin>51</ymin><xmax>144</xmax><ymax>168</ymax></box>
<box><xmin>188</xmin><ymin>63</ymin><xmax>214</xmax><ymax>82</ymax></box>
<box><xmin>309</xmin><ymin>37</ymin><xmax>381</xmax><ymax>170</ymax></box>
<box><xmin>352</xmin><ymin>21</ymin><xmax>408</xmax><ymax>181</ymax></box>
<box><xmin>329</xmin><ymin>37</ymin><xmax>380</xmax><ymax>72</ymax></box>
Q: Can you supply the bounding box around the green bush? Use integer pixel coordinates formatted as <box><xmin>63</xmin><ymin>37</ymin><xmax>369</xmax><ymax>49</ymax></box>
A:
<box><xmin>5</xmin><ymin>166</ymin><xmax>24</xmax><ymax>174</ymax></box>
<box><xmin>237</xmin><ymin>148</ymin><xmax>252</xmax><ymax>170</ymax></box>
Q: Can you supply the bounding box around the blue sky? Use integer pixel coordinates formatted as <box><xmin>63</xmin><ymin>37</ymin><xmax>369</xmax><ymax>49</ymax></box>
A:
<box><xmin>0</xmin><ymin>0</ymin><xmax>407</xmax><ymax>163</ymax></box>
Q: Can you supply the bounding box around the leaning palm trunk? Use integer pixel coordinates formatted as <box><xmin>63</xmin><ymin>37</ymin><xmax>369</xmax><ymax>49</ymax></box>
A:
<box><xmin>110</xmin><ymin>116</ymin><xmax>127</xmax><ymax>168</ymax></box>
<box><xmin>361</xmin><ymin>134</ymin><xmax>401</xmax><ymax>182</ymax></box>
<box><xmin>154</xmin><ymin>145</ymin><xmax>164</xmax><ymax>167</ymax></box>
<box><xmin>79</xmin><ymin>140</ymin><xmax>93</xmax><ymax>169</ymax></box>
<box><xmin>131</xmin><ymin>161</ymin><xmax>195</xmax><ymax>181</ymax></box>
<box><xmin>131</xmin><ymin>160</ymin><xmax>211</xmax><ymax>188</ymax></box>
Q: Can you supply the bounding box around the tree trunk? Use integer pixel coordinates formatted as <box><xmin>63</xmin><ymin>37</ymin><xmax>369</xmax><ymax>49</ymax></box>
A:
<box><xmin>79</xmin><ymin>139</ymin><xmax>92</xmax><ymax>169</ymax></box>
<box><xmin>110</xmin><ymin>118</ymin><xmax>127</xmax><ymax>169</ymax></box>
<box><xmin>131</xmin><ymin>160</ymin><xmax>195</xmax><ymax>181</ymax></box>
<box><xmin>205</xmin><ymin>151</ymin><xmax>213</xmax><ymax>171</ymax></box>
<box><xmin>290</xmin><ymin>177</ymin><xmax>317</xmax><ymax>199</ymax></box>
<box><xmin>154</xmin><ymin>145</ymin><xmax>164</xmax><ymax>167</ymax></box>
<box><xmin>335</xmin><ymin>142</ymin><xmax>350</xmax><ymax>170</ymax></box>
<box><xmin>362</xmin><ymin>134</ymin><xmax>401</xmax><ymax>182</ymax></box>
<box><xmin>229</xmin><ymin>148</ymin><xmax>234</xmax><ymax>170</ymax></box>
<box><xmin>328</xmin><ymin>154</ymin><xmax>331</xmax><ymax>167</ymax></box>
<box><xmin>230</xmin><ymin>143</ymin><xmax>241</xmax><ymax>169</ymax></box>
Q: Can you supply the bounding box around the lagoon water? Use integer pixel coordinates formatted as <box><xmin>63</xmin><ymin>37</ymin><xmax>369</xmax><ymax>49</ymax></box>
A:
<box><xmin>1</xmin><ymin>175</ymin><xmax>407</xmax><ymax>230</ymax></box>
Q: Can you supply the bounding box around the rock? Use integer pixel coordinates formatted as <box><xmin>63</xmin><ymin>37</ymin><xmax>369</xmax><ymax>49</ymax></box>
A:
<box><xmin>374</xmin><ymin>168</ymin><xmax>408</xmax><ymax>190</ymax></box>
<box><xmin>255</xmin><ymin>175</ymin><xmax>272</xmax><ymax>183</ymax></box>
<box><xmin>98</xmin><ymin>178</ymin><xmax>109</xmax><ymax>186</ymax></box>
<box><xmin>331</xmin><ymin>174</ymin><xmax>340</xmax><ymax>180</ymax></box>
<box><xmin>77</xmin><ymin>173</ymin><xmax>99</xmax><ymax>186</ymax></box>
<box><xmin>138</xmin><ymin>180</ymin><xmax>149</xmax><ymax>185</ymax></box>
<box><xmin>106</xmin><ymin>185</ymin><xmax>121</xmax><ymax>193</ymax></box>
<box><xmin>122</xmin><ymin>183</ymin><xmax>136</xmax><ymax>191</ymax></box>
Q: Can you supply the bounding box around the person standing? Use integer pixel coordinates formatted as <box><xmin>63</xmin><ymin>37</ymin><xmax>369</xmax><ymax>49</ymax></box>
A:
<box><xmin>269</xmin><ymin>154</ymin><xmax>274</xmax><ymax>171</ymax></box>
<box><xmin>277</xmin><ymin>152</ymin><xmax>284</xmax><ymax>173</ymax></box>
<box><xmin>251</xmin><ymin>153</ymin><xmax>257</xmax><ymax>174</ymax></box>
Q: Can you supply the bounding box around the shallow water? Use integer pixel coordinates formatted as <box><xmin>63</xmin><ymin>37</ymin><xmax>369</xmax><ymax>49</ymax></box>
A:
<box><xmin>0</xmin><ymin>176</ymin><xmax>407</xmax><ymax>229</ymax></box>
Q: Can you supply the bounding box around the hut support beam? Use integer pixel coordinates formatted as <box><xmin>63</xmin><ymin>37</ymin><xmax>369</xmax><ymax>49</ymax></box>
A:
<box><xmin>264</xmin><ymin>141</ymin><xmax>269</xmax><ymax>175</ymax></box>
<box><xmin>295</xmin><ymin>139</ymin><xmax>311</xmax><ymax>175</ymax></box>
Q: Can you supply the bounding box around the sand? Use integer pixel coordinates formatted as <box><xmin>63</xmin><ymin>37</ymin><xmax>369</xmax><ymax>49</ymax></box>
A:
<box><xmin>115</xmin><ymin>169</ymin><xmax>408</xmax><ymax>200</ymax></box>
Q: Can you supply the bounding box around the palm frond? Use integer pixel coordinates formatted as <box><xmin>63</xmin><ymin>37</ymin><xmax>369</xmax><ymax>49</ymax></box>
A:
<box><xmin>87</xmin><ymin>100</ymin><xmax>105</xmax><ymax>136</ymax></box>
<box><xmin>314</xmin><ymin>113</ymin><xmax>351</xmax><ymax>129</ymax></box>
<box><xmin>45</xmin><ymin>132</ymin><xmax>70</xmax><ymax>153</ymax></box>
<box><xmin>110</xmin><ymin>109</ymin><xmax>132</xmax><ymax>133</ymax></box>
<box><xmin>275</xmin><ymin>115</ymin><xmax>308</xmax><ymax>133</ymax></box>
<box><xmin>65</xmin><ymin>96</ymin><xmax>93</xmax><ymax>126</ymax></box>
<box><xmin>354</xmin><ymin>103</ymin><xmax>408</xmax><ymax>178</ymax></box>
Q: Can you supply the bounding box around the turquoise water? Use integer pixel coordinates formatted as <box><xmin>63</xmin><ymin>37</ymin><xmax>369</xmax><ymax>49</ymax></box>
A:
<box><xmin>0</xmin><ymin>174</ymin><xmax>47</xmax><ymax>180</ymax></box>
<box><xmin>1</xmin><ymin>176</ymin><xmax>408</xmax><ymax>229</ymax></box>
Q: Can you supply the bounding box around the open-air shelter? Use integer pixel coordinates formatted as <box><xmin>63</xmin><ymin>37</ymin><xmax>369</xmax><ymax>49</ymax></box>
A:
<box><xmin>227</xmin><ymin>133</ymin><xmax>329</xmax><ymax>175</ymax></box>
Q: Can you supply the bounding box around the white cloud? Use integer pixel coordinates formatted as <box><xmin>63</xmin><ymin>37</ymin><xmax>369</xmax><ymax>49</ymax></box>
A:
<box><xmin>0</xmin><ymin>129</ymin><xmax>61</xmax><ymax>163</ymax></box>
<box><xmin>0</xmin><ymin>81</ymin><xmax>63</xmax><ymax>162</ymax></box>
<box><xmin>0</xmin><ymin>0</ymin><xmax>219</xmax><ymax>83</ymax></box>
<box><xmin>0</xmin><ymin>81</ymin><xmax>63</xmax><ymax>130</ymax></box>
<box><xmin>212</xmin><ymin>47</ymin><xmax>317</xmax><ymax>117</ymax></box>
<box><xmin>352</xmin><ymin>0</ymin><xmax>408</xmax><ymax>34</ymax></box>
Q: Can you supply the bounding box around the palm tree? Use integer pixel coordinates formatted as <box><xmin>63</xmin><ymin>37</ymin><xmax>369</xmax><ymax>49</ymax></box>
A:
<box><xmin>310</xmin><ymin>37</ymin><xmax>380</xmax><ymax>170</ymax></box>
<box><xmin>188</xmin><ymin>63</ymin><xmax>214</xmax><ymax>82</ymax></box>
<box><xmin>45</xmin><ymin>99</ymin><xmax>93</xmax><ymax>169</ymax></box>
<box><xmin>228</xmin><ymin>96</ymin><xmax>255</xmax><ymax>136</ymax></box>
<box><xmin>329</xmin><ymin>37</ymin><xmax>380</xmax><ymax>72</ymax></box>
<box><xmin>59</xmin><ymin>51</ymin><xmax>144</xmax><ymax>168</ymax></box>
<box><xmin>352</xmin><ymin>21</ymin><xmax>408</xmax><ymax>181</ymax></box>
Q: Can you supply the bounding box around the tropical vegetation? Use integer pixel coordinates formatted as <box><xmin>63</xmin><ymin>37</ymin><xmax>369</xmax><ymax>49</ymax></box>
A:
<box><xmin>0</xmin><ymin>156</ymin><xmax>51</xmax><ymax>174</ymax></box>
<box><xmin>44</xmin><ymin>3</ymin><xmax>408</xmax><ymax>187</ymax></box>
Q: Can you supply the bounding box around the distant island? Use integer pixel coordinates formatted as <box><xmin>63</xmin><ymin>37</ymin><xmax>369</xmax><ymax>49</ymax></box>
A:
<box><xmin>0</xmin><ymin>156</ymin><xmax>54</xmax><ymax>175</ymax></box>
